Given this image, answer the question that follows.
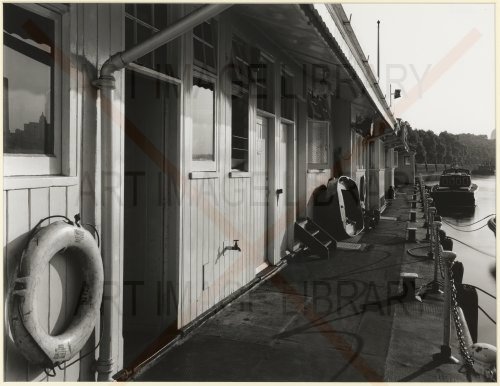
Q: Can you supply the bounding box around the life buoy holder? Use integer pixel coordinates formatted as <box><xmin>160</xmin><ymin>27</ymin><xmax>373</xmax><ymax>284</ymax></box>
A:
<box><xmin>9</xmin><ymin>220</ymin><xmax>103</xmax><ymax>368</ymax></box>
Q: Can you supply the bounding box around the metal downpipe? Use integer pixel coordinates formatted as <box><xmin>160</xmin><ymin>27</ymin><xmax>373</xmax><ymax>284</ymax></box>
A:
<box><xmin>99</xmin><ymin>4</ymin><xmax>231</xmax><ymax>78</ymax></box>
<box><xmin>92</xmin><ymin>3</ymin><xmax>231</xmax><ymax>381</ymax></box>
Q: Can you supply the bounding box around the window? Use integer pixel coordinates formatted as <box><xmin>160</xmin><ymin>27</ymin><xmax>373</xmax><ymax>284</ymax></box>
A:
<box><xmin>307</xmin><ymin>91</ymin><xmax>330</xmax><ymax>120</ymax></box>
<box><xmin>191</xmin><ymin>16</ymin><xmax>218</xmax><ymax>170</ymax></box>
<box><xmin>393</xmin><ymin>151</ymin><xmax>398</xmax><ymax>167</ymax></box>
<box><xmin>230</xmin><ymin>37</ymin><xmax>250</xmax><ymax>172</ymax></box>
<box><xmin>354</xmin><ymin>134</ymin><xmax>364</xmax><ymax>169</ymax></box>
<box><xmin>307</xmin><ymin>120</ymin><xmax>329</xmax><ymax>169</ymax></box>
<box><xmin>193</xmin><ymin>19</ymin><xmax>217</xmax><ymax>75</ymax></box>
<box><xmin>192</xmin><ymin>77</ymin><xmax>215</xmax><ymax>162</ymax></box>
<box><xmin>231</xmin><ymin>90</ymin><xmax>249</xmax><ymax>171</ymax></box>
<box><xmin>256</xmin><ymin>54</ymin><xmax>274</xmax><ymax>113</ymax></box>
<box><xmin>231</xmin><ymin>36</ymin><xmax>250</xmax><ymax>89</ymax></box>
<box><xmin>281</xmin><ymin>71</ymin><xmax>294</xmax><ymax>121</ymax></box>
<box><xmin>368</xmin><ymin>141</ymin><xmax>375</xmax><ymax>169</ymax></box>
<box><xmin>404</xmin><ymin>156</ymin><xmax>411</xmax><ymax>166</ymax></box>
<box><xmin>3</xmin><ymin>4</ymin><xmax>62</xmax><ymax>176</ymax></box>
<box><xmin>380</xmin><ymin>144</ymin><xmax>385</xmax><ymax>168</ymax></box>
<box><xmin>125</xmin><ymin>4</ymin><xmax>180</xmax><ymax>77</ymax></box>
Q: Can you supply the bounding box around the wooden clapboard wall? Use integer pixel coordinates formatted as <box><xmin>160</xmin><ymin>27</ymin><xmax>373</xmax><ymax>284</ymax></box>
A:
<box><xmin>178</xmin><ymin>15</ymin><xmax>301</xmax><ymax>326</ymax></box>
<box><xmin>3</xmin><ymin>4</ymin><xmax>125</xmax><ymax>381</ymax></box>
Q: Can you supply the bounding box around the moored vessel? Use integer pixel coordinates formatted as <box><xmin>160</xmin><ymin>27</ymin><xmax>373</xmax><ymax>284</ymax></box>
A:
<box><xmin>430</xmin><ymin>168</ymin><xmax>477</xmax><ymax>211</ymax></box>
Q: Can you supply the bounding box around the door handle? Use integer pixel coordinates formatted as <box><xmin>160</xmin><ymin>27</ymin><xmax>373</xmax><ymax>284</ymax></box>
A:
<box><xmin>276</xmin><ymin>188</ymin><xmax>283</xmax><ymax>195</ymax></box>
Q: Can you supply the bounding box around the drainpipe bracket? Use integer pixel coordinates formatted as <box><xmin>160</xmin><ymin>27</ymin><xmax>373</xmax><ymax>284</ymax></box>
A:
<box><xmin>95</xmin><ymin>357</ymin><xmax>114</xmax><ymax>381</ymax></box>
<box><xmin>92</xmin><ymin>75</ymin><xmax>116</xmax><ymax>90</ymax></box>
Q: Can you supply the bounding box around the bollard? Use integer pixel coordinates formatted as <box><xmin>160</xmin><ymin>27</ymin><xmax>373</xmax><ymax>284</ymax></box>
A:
<box><xmin>400</xmin><ymin>272</ymin><xmax>419</xmax><ymax>301</ymax></box>
<box><xmin>433</xmin><ymin>251</ymin><xmax>460</xmax><ymax>364</ymax></box>
<box><xmin>407</xmin><ymin>227</ymin><xmax>417</xmax><ymax>242</ymax></box>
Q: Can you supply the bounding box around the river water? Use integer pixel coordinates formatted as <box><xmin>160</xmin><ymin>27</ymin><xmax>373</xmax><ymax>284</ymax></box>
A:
<box><xmin>429</xmin><ymin>175</ymin><xmax>496</xmax><ymax>345</ymax></box>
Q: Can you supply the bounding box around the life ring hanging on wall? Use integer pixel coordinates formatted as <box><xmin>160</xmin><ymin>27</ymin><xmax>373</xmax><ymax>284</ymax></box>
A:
<box><xmin>9</xmin><ymin>219</ymin><xmax>104</xmax><ymax>368</ymax></box>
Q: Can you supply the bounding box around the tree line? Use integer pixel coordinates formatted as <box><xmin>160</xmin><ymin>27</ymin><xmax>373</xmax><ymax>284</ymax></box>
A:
<box><xmin>402</xmin><ymin>122</ymin><xmax>495</xmax><ymax>166</ymax></box>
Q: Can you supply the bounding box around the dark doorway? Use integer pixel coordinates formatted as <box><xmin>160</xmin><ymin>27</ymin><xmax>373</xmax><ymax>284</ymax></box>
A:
<box><xmin>123</xmin><ymin>69</ymin><xmax>180</xmax><ymax>367</ymax></box>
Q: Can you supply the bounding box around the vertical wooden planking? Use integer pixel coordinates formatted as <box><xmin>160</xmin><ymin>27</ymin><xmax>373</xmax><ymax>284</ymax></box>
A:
<box><xmin>79</xmin><ymin>3</ymin><xmax>100</xmax><ymax>380</ymax></box>
<box><xmin>65</xmin><ymin>184</ymin><xmax>82</xmax><ymax>381</ymax></box>
<box><xmin>189</xmin><ymin>182</ymin><xmax>197</xmax><ymax>319</ymax></box>
<box><xmin>5</xmin><ymin>190</ymin><xmax>30</xmax><ymax>381</ymax></box>
<box><xmin>47</xmin><ymin>186</ymin><xmax>66</xmax><ymax>382</ymax></box>
<box><xmin>201</xmin><ymin>180</ymin><xmax>208</xmax><ymax>313</ymax></box>
<box><xmin>26</xmin><ymin>188</ymin><xmax>50</xmax><ymax>381</ymax></box>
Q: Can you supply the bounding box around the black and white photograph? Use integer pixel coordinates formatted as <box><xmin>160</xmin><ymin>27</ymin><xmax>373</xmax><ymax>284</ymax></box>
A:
<box><xmin>2</xmin><ymin>2</ymin><xmax>497</xmax><ymax>382</ymax></box>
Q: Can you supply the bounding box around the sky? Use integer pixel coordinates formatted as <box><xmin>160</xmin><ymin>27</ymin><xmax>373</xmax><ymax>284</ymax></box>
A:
<box><xmin>342</xmin><ymin>3</ymin><xmax>495</xmax><ymax>138</ymax></box>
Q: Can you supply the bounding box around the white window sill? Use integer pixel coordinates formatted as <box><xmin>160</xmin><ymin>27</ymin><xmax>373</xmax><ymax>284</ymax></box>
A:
<box><xmin>229</xmin><ymin>171</ymin><xmax>251</xmax><ymax>178</ymax></box>
<box><xmin>4</xmin><ymin>175</ymin><xmax>78</xmax><ymax>190</ymax></box>
<box><xmin>189</xmin><ymin>171</ymin><xmax>219</xmax><ymax>180</ymax></box>
<box><xmin>307</xmin><ymin>169</ymin><xmax>328</xmax><ymax>174</ymax></box>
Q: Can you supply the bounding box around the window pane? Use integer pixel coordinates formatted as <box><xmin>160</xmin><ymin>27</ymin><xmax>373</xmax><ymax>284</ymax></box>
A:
<box><xmin>136</xmin><ymin>4</ymin><xmax>152</xmax><ymax>25</ymax></box>
<box><xmin>256</xmin><ymin>57</ymin><xmax>274</xmax><ymax>113</ymax></box>
<box><xmin>231</xmin><ymin>92</ymin><xmax>249</xmax><ymax>171</ymax></box>
<box><xmin>193</xmin><ymin>20</ymin><xmax>217</xmax><ymax>74</ymax></box>
<box><xmin>125</xmin><ymin>17</ymin><xmax>135</xmax><ymax>50</ymax></box>
<box><xmin>125</xmin><ymin>4</ymin><xmax>135</xmax><ymax>16</ymax></box>
<box><xmin>3</xmin><ymin>5</ymin><xmax>54</xmax><ymax>155</ymax></box>
<box><xmin>308</xmin><ymin>121</ymin><xmax>328</xmax><ymax>165</ymax></box>
<box><xmin>281</xmin><ymin>73</ymin><xmax>294</xmax><ymax>120</ymax></box>
<box><xmin>192</xmin><ymin>78</ymin><xmax>214</xmax><ymax>161</ymax></box>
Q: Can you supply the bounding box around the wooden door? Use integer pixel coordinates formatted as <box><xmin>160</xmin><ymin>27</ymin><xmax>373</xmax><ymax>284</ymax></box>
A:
<box><xmin>254</xmin><ymin>115</ymin><xmax>268</xmax><ymax>272</ymax></box>
<box><xmin>276</xmin><ymin>122</ymin><xmax>288</xmax><ymax>256</ymax></box>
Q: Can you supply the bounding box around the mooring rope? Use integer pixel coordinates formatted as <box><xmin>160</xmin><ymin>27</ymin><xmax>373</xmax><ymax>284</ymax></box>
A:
<box><xmin>442</xmin><ymin>214</ymin><xmax>495</xmax><ymax>227</ymax></box>
<box><xmin>447</xmin><ymin>236</ymin><xmax>495</xmax><ymax>258</ymax></box>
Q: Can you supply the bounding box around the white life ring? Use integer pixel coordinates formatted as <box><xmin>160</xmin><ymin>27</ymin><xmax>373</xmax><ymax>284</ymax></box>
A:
<box><xmin>9</xmin><ymin>221</ymin><xmax>103</xmax><ymax>368</ymax></box>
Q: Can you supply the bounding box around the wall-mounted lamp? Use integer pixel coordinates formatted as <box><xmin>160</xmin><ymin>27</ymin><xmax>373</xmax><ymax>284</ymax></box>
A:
<box><xmin>389</xmin><ymin>84</ymin><xmax>401</xmax><ymax>109</ymax></box>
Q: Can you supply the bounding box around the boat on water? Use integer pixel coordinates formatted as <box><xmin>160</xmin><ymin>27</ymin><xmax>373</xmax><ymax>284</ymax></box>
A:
<box><xmin>313</xmin><ymin>176</ymin><xmax>364</xmax><ymax>240</ymax></box>
<box><xmin>430</xmin><ymin>168</ymin><xmax>477</xmax><ymax>211</ymax></box>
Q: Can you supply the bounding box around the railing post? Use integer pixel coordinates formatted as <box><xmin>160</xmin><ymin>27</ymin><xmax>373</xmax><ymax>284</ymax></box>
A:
<box><xmin>433</xmin><ymin>250</ymin><xmax>460</xmax><ymax>364</ymax></box>
<box><xmin>425</xmin><ymin>198</ymin><xmax>434</xmax><ymax>239</ymax></box>
<box><xmin>430</xmin><ymin>218</ymin><xmax>444</xmax><ymax>294</ymax></box>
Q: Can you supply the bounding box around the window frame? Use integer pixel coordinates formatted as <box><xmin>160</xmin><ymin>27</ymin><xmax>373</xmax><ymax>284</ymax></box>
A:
<box><xmin>188</xmin><ymin>12</ymin><xmax>220</xmax><ymax>173</ymax></box>
<box><xmin>281</xmin><ymin>69</ymin><xmax>295</xmax><ymax>122</ymax></box>
<box><xmin>307</xmin><ymin>119</ymin><xmax>330</xmax><ymax>170</ymax></box>
<box><xmin>255</xmin><ymin>52</ymin><xmax>275</xmax><ymax>114</ymax></box>
<box><xmin>231</xmin><ymin>84</ymin><xmax>250</xmax><ymax>172</ymax></box>
<box><xmin>191</xmin><ymin>71</ymin><xmax>218</xmax><ymax>171</ymax></box>
<box><xmin>3</xmin><ymin>4</ymin><xmax>64</xmax><ymax>176</ymax></box>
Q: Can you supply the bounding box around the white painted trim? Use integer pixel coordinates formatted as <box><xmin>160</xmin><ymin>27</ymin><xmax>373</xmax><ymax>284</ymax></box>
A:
<box><xmin>126</xmin><ymin>62</ymin><xmax>182</xmax><ymax>85</ymax></box>
<box><xmin>3</xmin><ymin>176</ymin><xmax>79</xmax><ymax>190</ymax></box>
<box><xmin>280</xmin><ymin>117</ymin><xmax>295</xmax><ymax>126</ymax></box>
<box><xmin>307</xmin><ymin>169</ymin><xmax>329</xmax><ymax>174</ymax></box>
<box><xmin>188</xmin><ymin>171</ymin><xmax>219</xmax><ymax>179</ymax></box>
<box><xmin>256</xmin><ymin>108</ymin><xmax>275</xmax><ymax>120</ymax></box>
<box><xmin>228</xmin><ymin>171</ymin><xmax>251</xmax><ymax>178</ymax></box>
